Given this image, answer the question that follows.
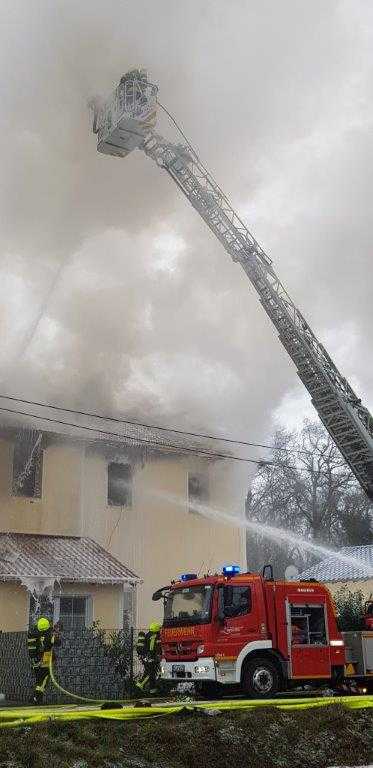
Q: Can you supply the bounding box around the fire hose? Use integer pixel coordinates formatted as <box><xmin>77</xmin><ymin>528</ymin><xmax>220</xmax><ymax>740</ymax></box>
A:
<box><xmin>0</xmin><ymin>655</ymin><xmax>372</xmax><ymax>729</ymax></box>
<box><xmin>0</xmin><ymin>693</ymin><xmax>372</xmax><ymax>729</ymax></box>
<box><xmin>47</xmin><ymin>653</ymin><xmax>138</xmax><ymax>705</ymax></box>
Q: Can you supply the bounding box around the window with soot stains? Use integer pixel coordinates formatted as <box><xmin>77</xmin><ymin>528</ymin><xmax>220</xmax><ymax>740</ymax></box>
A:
<box><xmin>108</xmin><ymin>462</ymin><xmax>133</xmax><ymax>507</ymax></box>
<box><xmin>187</xmin><ymin>472</ymin><xmax>209</xmax><ymax>514</ymax></box>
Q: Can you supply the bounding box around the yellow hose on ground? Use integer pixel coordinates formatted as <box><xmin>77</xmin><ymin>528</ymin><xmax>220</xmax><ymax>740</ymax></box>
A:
<box><xmin>1</xmin><ymin>694</ymin><xmax>372</xmax><ymax>729</ymax></box>
<box><xmin>48</xmin><ymin>654</ymin><xmax>147</xmax><ymax>705</ymax></box>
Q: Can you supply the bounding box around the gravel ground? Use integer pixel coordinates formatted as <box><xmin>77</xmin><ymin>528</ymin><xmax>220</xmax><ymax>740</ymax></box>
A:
<box><xmin>0</xmin><ymin>704</ymin><xmax>372</xmax><ymax>768</ymax></box>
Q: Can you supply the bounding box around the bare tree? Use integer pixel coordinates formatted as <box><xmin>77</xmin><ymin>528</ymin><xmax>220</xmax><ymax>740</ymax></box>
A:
<box><xmin>246</xmin><ymin>421</ymin><xmax>372</xmax><ymax>577</ymax></box>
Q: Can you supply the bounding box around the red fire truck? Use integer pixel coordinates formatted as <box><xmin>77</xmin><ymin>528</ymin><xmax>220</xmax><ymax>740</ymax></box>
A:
<box><xmin>153</xmin><ymin>566</ymin><xmax>373</xmax><ymax>697</ymax></box>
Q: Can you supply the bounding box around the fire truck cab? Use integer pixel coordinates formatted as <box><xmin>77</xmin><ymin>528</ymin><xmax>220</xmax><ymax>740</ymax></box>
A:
<box><xmin>154</xmin><ymin>567</ymin><xmax>346</xmax><ymax>697</ymax></box>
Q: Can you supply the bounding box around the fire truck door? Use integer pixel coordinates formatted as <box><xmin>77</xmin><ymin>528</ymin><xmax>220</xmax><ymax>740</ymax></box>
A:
<box><xmin>215</xmin><ymin>584</ymin><xmax>259</xmax><ymax>662</ymax></box>
<box><xmin>286</xmin><ymin>599</ymin><xmax>331</xmax><ymax>679</ymax></box>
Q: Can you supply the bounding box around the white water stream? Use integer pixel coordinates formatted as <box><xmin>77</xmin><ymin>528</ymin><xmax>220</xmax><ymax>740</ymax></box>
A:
<box><xmin>152</xmin><ymin>490</ymin><xmax>373</xmax><ymax>577</ymax></box>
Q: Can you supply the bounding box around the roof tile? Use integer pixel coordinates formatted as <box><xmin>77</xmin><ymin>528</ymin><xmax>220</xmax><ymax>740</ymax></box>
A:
<box><xmin>0</xmin><ymin>533</ymin><xmax>140</xmax><ymax>584</ymax></box>
<box><xmin>298</xmin><ymin>545</ymin><xmax>373</xmax><ymax>583</ymax></box>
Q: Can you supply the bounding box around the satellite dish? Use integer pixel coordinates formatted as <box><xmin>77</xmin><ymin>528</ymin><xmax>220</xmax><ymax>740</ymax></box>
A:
<box><xmin>285</xmin><ymin>565</ymin><xmax>299</xmax><ymax>581</ymax></box>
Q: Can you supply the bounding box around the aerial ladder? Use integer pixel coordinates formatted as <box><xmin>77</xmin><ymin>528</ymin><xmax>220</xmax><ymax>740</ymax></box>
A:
<box><xmin>91</xmin><ymin>69</ymin><xmax>373</xmax><ymax>500</ymax></box>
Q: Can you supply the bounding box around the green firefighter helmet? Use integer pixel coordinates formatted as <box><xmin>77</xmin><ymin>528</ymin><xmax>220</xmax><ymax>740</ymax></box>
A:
<box><xmin>149</xmin><ymin>621</ymin><xmax>161</xmax><ymax>633</ymax></box>
<box><xmin>37</xmin><ymin>617</ymin><xmax>50</xmax><ymax>632</ymax></box>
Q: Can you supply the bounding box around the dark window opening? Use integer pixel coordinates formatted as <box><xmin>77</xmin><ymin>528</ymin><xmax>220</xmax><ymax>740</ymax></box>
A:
<box><xmin>108</xmin><ymin>462</ymin><xmax>132</xmax><ymax>507</ymax></box>
<box><xmin>188</xmin><ymin>472</ymin><xmax>209</xmax><ymax>514</ymax></box>
<box><xmin>12</xmin><ymin>432</ymin><xmax>43</xmax><ymax>498</ymax></box>
<box><xmin>290</xmin><ymin>604</ymin><xmax>327</xmax><ymax>646</ymax></box>
<box><xmin>220</xmin><ymin>585</ymin><xmax>252</xmax><ymax>618</ymax></box>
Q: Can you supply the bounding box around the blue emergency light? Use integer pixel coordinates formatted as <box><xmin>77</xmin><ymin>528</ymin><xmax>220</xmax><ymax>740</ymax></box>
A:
<box><xmin>223</xmin><ymin>565</ymin><xmax>240</xmax><ymax>576</ymax></box>
<box><xmin>180</xmin><ymin>573</ymin><xmax>198</xmax><ymax>582</ymax></box>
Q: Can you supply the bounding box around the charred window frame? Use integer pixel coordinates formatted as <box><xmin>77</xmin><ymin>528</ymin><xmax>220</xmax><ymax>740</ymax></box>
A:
<box><xmin>108</xmin><ymin>462</ymin><xmax>133</xmax><ymax>508</ymax></box>
<box><xmin>12</xmin><ymin>433</ymin><xmax>43</xmax><ymax>499</ymax></box>
<box><xmin>187</xmin><ymin>472</ymin><xmax>209</xmax><ymax>514</ymax></box>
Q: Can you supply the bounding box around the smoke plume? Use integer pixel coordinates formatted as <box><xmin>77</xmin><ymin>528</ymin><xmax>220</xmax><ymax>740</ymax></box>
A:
<box><xmin>1</xmin><ymin>0</ymin><xmax>372</xmax><ymax>448</ymax></box>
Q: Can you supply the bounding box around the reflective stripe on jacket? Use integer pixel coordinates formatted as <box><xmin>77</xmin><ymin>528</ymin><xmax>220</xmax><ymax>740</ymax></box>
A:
<box><xmin>136</xmin><ymin>631</ymin><xmax>146</xmax><ymax>655</ymax></box>
<box><xmin>136</xmin><ymin>630</ymin><xmax>160</xmax><ymax>659</ymax></box>
<box><xmin>27</xmin><ymin>629</ymin><xmax>56</xmax><ymax>668</ymax></box>
<box><xmin>148</xmin><ymin>632</ymin><xmax>158</xmax><ymax>653</ymax></box>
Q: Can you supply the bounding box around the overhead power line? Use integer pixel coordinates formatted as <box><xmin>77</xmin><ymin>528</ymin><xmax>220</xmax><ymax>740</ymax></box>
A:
<box><xmin>0</xmin><ymin>393</ymin><xmax>310</xmax><ymax>456</ymax></box>
<box><xmin>0</xmin><ymin>404</ymin><xmax>298</xmax><ymax>469</ymax></box>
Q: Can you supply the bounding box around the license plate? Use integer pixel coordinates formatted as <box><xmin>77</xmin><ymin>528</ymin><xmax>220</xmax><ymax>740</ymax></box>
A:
<box><xmin>172</xmin><ymin>664</ymin><xmax>185</xmax><ymax>678</ymax></box>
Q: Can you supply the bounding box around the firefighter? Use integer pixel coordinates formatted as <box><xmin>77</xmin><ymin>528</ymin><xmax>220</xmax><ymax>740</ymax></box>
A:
<box><xmin>135</xmin><ymin>629</ymin><xmax>147</xmax><ymax>660</ymax></box>
<box><xmin>27</xmin><ymin>617</ymin><xmax>61</xmax><ymax>704</ymax></box>
<box><xmin>135</xmin><ymin>621</ymin><xmax>161</xmax><ymax>695</ymax></box>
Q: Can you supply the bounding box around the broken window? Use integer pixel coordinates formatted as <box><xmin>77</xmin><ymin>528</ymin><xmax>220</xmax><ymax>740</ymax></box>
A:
<box><xmin>12</xmin><ymin>430</ymin><xmax>43</xmax><ymax>499</ymax></box>
<box><xmin>108</xmin><ymin>462</ymin><xmax>132</xmax><ymax>507</ymax></box>
<box><xmin>187</xmin><ymin>472</ymin><xmax>209</xmax><ymax>514</ymax></box>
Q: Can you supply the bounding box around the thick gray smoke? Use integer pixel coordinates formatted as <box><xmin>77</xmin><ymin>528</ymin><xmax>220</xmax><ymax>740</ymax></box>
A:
<box><xmin>1</xmin><ymin>0</ymin><xmax>372</xmax><ymax>444</ymax></box>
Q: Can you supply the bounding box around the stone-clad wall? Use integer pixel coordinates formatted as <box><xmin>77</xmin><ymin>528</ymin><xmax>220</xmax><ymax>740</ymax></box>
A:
<box><xmin>0</xmin><ymin>629</ymin><xmax>136</xmax><ymax>703</ymax></box>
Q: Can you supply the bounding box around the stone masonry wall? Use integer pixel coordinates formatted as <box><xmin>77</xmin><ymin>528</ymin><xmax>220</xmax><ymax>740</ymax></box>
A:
<box><xmin>0</xmin><ymin>628</ymin><xmax>136</xmax><ymax>703</ymax></box>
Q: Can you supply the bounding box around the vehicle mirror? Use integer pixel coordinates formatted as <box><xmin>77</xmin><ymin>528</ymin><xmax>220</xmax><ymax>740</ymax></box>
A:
<box><xmin>152</xmin><ymin>586</ymin><xmax>170</xmax><ymax>601</ymax></box>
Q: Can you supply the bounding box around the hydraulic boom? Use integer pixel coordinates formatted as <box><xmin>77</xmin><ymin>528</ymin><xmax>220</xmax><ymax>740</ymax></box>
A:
<box><xmin>92</xmin><ymin>70</ymin><xmax>373</xmax><ymax>499</ymax></box>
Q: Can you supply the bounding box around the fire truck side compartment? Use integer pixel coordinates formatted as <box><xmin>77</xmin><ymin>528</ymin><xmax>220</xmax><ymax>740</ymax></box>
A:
<box><xmin>343</xmin><ymin>631</ymin><xmax>373</xmax><ymax>676</ymax></box>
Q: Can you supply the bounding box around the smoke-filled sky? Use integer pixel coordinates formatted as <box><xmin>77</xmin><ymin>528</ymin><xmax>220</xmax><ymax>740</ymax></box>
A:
<box><xmin>1</xmin><ymin>0</ymin><xmax>372</xmax><ymax>451</ymax></box>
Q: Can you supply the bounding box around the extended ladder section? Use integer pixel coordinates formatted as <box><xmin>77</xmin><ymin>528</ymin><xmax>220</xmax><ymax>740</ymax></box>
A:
<box><xmin>92</xmin><ymin>71</ymin><xmax>373</xmax><ymax>500</ymax></box>
<box><xmin>142</xmin><ymin>133</ymin><xmax>373</xmax><ymax>499</ymax></box>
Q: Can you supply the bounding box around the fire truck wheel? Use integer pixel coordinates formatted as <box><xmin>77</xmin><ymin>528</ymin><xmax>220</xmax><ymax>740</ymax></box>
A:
<box><xmin>242</xmin><ymin>657</ymin><xmax>280</xmax><ymax>698</ymax></box>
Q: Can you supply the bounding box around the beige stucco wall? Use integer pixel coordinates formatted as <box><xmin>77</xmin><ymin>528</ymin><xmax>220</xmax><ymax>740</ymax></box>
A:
<box><xmin>82</xmin><ymin>451</ymin><xmax>246</xmax><ymax>628</ymax></box>
<box><xmin>0</xmin><ymin>439</ymin><xmax>84</xmax><ymax>536</ymax></box>
<box><xmin>59</xmin><ymin>582</ymin><xmax>124</xmax><ymax>628</ymax></box>
<box><xmin>325</xmin><ymin>579</ymin><xmax>373</xmax><ymax>601</ymax></box>
<box><xmin>0</xmin><ymin>582</ymin><xmax>29</xmax><ymax>631</ymax></box>
<box><xmin>0</xmin><ymin>581</ymin><xmax>125</xmax><ymax>632</ymax></box>
<box><xmin>0</xmin><ymin>434</ymin><xmax>247</xmax><ymax>630</ymax></box>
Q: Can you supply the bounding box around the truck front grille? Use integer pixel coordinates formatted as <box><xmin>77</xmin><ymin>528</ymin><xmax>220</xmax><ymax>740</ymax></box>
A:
<box><xmin>163</xmin><ymin>641</ymin><xmax>199</xmax><ymax>661</ymax></box>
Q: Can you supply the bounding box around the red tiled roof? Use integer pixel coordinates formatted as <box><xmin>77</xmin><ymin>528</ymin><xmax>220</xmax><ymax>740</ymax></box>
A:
<box><xmin>0</xmin><ymin>533</ymin><xmax>140</xmax><ymax>584</ymax></box>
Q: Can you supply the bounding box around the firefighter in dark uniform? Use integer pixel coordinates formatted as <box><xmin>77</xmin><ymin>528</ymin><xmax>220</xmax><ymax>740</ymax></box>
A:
<box><xmin>27</xmin><ymin>617</ymin><xmax>61</xmax><ymax>704</ymax></box>
<box><xmin>135</xmin><ymin>621</ymin><xmax>161</xmax><ymax>694</ymax></box>
<box><xmin>135</xmin><ymin>629</ymin><xmax>147</xmax><ymax>660</ymax></box>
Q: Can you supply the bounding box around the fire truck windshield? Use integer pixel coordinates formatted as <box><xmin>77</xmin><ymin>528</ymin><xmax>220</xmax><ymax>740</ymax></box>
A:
<box><xmin>164</xmin><ymin>585</ymin><xmax>213</xmax><ymax>626</ymax></box>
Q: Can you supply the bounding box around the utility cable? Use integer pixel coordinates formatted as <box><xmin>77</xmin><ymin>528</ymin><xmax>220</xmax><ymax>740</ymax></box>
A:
<box><xmin>0</xmin><ymin>405</ymin><xmax>280</xmax><ymax>467</ymax></box>
<box><xmin>107</xmin><ymin>505</ymin><xmax>125</xmax><ymax>552</ymax></box>
<box><xmin>0</xmin><ymin>404</ymin><xmax>338</xmax><ymax>477</ymax></box>
<box><xmin>0</xmin><ymin>393</ymin><xmax>311</xmax><ymax>457</ymax></box>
